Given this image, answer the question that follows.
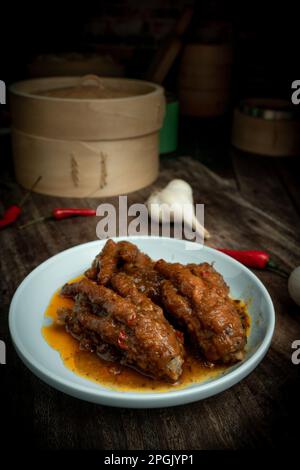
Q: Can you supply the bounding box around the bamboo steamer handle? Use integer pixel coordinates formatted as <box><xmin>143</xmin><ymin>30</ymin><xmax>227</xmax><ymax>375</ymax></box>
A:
<box><xmin>79</xmin><ymin>74</ymin><xmax>105</xmax><ymax>89</ymax></box>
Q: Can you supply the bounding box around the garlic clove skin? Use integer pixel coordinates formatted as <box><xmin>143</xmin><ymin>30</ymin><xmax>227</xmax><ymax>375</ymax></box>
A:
<box><xmin>148</xmin><ymin>179</ymin><xmax>193</xmax><ymax>206</ymax></box>
<box><xmin>147</xmin><ymin>192</ymin><xmax>162</xmax><ymax>222</ymax></box>
<box><xmin>288</xmin><ymin>266</ymin><xmax>300</xmax><ymax>306</ymax></box>
<box><xmin>165</xmin><ymin>179</ymin><xmax>193</xmax><ymax>196</ymax></box>
<box><xmin>146</xmin><ymin>179</ymin><xmax>210</xmax><ymax>239</ymax></box>
<box><xmin>159</xmin><ymin>190</ymin><xmax>191</xmax><ymax>206</ymax></box>
<box><xmin>147</xmin><ymin>181</ymin><xmax>194</xmax><ymax>221</ymax></box>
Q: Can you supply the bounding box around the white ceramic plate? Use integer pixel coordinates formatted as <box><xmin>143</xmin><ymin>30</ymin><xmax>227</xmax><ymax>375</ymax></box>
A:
<box><xmin>9</xmin><ymin>236</ymin><xmax>275</xmax><ymax>408</ymax></box>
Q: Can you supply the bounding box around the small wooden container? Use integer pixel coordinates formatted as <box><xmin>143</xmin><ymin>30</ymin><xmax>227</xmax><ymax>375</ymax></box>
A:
<box><xmin>232</xmin><ymin>98</ymin><xmax>300</xmax><ymax>157</ymax></box>
<box><xmin>10</xmin><ymin>76</ymin><xmax>165</xmax><ymax>197</ymax></box>
<box><xmin>178</xmin><ymin>43</ymin><xmax>232</xmax><ymax>117</ymax></box>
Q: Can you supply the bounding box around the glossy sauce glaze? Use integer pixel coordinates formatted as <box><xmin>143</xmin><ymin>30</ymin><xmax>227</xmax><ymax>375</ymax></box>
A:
<box><xmin>42</xmin><ymin>277</ymin><xmax>251</xmax><ymax>392</ymax></box>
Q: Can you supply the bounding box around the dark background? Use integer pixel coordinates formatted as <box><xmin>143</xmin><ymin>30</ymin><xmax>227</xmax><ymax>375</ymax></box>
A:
<box><xmin>0</xmin><ymin>0</ymin><xmax>298</xmax><ymax>99</ymax></box>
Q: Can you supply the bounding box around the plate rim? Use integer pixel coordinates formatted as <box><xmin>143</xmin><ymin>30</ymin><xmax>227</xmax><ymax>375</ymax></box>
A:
<box><xmin>9</xmin><ymin>236</ymin><xmax>275</xmax><ymax>407</ymax></box>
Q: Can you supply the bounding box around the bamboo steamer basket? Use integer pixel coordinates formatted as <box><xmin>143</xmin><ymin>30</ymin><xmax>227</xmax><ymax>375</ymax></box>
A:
<box><xmin>178</xmin><ymin>43</ymin><xmax>232</xmax><ymax>117</ymax></box>
<box><xmin>10</xmin><ymin>76</ymin><xmax>165</xmax><ymax>197</ymax></box>
<box><xmin>12</xmin><ymin>130</ymin><xmax>159</xmax><ymax>197</ymax></box>
<box><xmin>232</xmin><ymin>98</ymin><xmax>300</xmax><ymax>157</ymax></box>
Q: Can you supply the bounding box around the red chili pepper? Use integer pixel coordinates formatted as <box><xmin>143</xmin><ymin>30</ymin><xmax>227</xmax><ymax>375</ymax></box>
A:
<box><xmin>52</xmin><ymin>208</ymin><xmax>96</xmax><ymax>220</ymax></box>
<box><xmin>117</xmin><ymin>331</ymin><xmax>128</xmax><ymax>350</ymax></box>
<box><xmin>217</xmin><ymin>248</ymin><xmax>288</xmax><ymax>277</ymax></box>
<box><xmin>0</xmin><ymin>176</ymin><xmax>41</xmax><ymax>229</ymax></box>
<box><xmin>217</xmin><ymin>249</ymin><xmax>270</xmax><ymax>269</ymax></box>
<box><xmin>127</xmin><ymin>312</ymin><xmax>137</xmax><ymax>326</ymax></box>
<box><xmin>0</xmin><ymin>205</ymin><xmax>21</xmax><ymax>228</ymax></box>
<box><xmin>19</xmin><ymin>207</ymin><xmax>97</xmax><ymax>229</ymax></box>
<box><xmin>175</xmin><ymin>330</ymin><xmax>184</xmax><ymax>343</ymax></box>
<box><xmin>200</xmin><ymin>271</ymin><xmax>210</xmax><ymax>277</ymax></box>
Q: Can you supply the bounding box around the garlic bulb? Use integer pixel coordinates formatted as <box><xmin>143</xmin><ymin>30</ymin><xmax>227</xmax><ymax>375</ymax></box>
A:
<box><xmin>147</xmin><ymin>179</ymin><xmax>210</xmax><ymax>239</ymax></box>
<box><xmin>288</xmin><ymin>266</ymin><xmax>300</xmax><ymax>306</ymax></box>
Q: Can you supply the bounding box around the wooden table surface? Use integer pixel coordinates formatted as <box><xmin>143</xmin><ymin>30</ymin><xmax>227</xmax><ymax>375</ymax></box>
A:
<box><xmin>1</xmin><ymin>119</ymin><xmax>300</xmax><ymax>450</ymax></box>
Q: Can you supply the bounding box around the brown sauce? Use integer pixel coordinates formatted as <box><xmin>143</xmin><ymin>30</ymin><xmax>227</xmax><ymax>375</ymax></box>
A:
<box><xmin>42</xmin><ymin>276</ymin><xmax>251</xmax><ymax>393</ymax></box>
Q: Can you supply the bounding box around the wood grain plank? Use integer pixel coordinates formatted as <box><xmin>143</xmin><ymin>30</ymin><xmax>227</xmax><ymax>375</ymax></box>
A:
<box><xmin>1</xmin><ymin>155</ymin><xmax>299</xmax><ymax>450</ymax></box>
<box><xmin>276</xmin><ymin>158</ymin><xmax>300</xmax><ymax>216</ymax></box>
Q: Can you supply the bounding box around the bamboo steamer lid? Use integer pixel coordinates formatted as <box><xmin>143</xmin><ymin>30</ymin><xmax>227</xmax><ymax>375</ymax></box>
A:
<box><xmin>232</xmin><ymin>98</ymin><xmax>300</xmax><ymax>157</ymax></box>
<box><xmin>10</xmin><ymin>75</ymin><xmax>165</xmax><ymax>197</ymax></box>
<box><xmin>10</xmin><ymin>75</ymin><xmax>165</xmax><ymax>141</ymax></box>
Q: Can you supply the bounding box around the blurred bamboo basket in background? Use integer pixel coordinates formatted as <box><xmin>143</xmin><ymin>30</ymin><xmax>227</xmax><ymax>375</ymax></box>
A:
<box><xmin>178</xmin><ymin>43</ymin><xmax>232</xmax><ymax>117</ymax></box>
<box><xmin>232</xmin><ymin>98</ymin><xmax>300</xmax><ymax>157</ymax></box>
